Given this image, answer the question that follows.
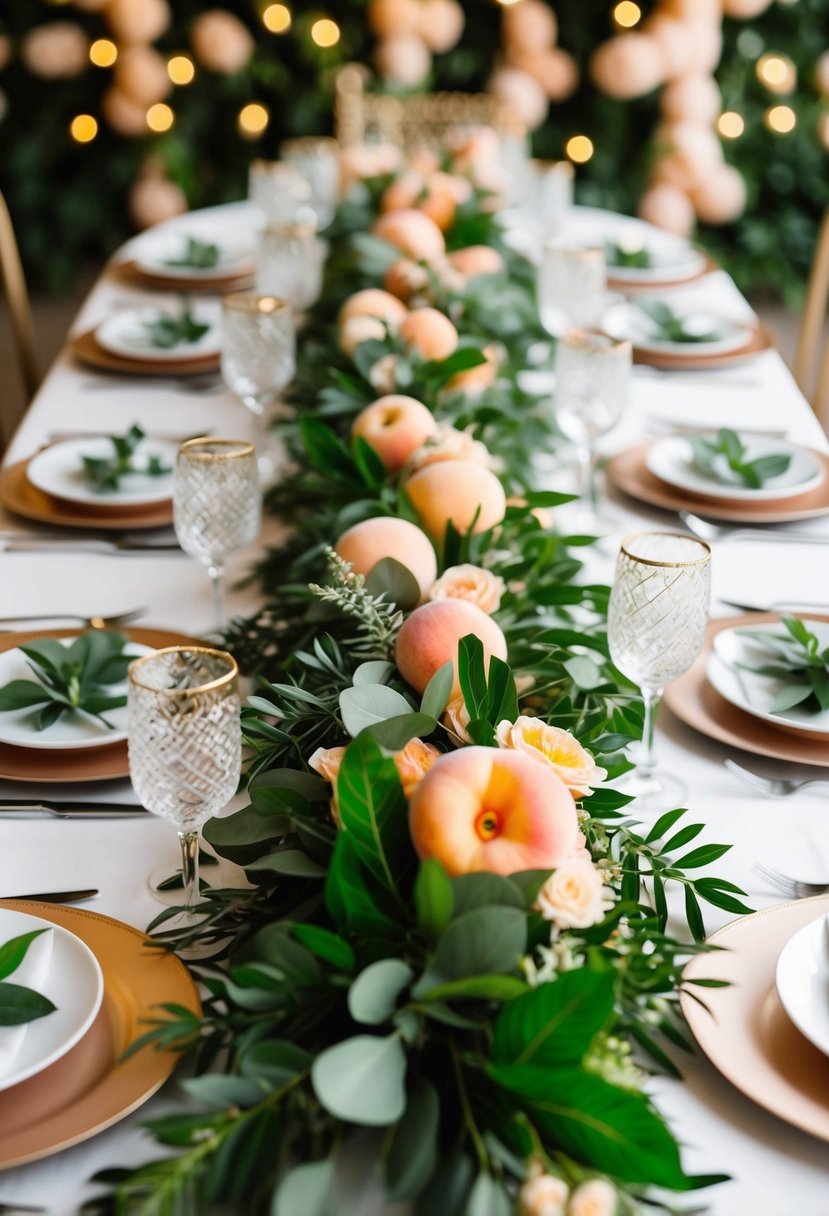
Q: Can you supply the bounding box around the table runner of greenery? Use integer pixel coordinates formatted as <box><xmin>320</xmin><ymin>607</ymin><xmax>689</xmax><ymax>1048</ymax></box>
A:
<box><xmin>87</xmin><ymin>161</ymin><xmax>748</xmax><ymax>1216</ymax></box>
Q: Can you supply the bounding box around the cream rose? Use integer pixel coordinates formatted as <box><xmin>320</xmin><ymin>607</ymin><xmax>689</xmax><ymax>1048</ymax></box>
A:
<box><xmin>308</xmin><ymin>745</ymin><xmax>347</xmax><ymax>785</ymax></box>
<box><xmin>520</xmin><ymin>1173</ymin><xmax>569</xmax><ymax>1216</ymax></box>
<box><xmin>442</xmin><ymin>694</ymin><xmax>472</xmax><ymax>746</ymax></box>
<box><xmin>393</xmin><ymin>738</ymin><xmax>441</xmax><ymax>797</ymax></box>
<box><xmin>496</xmin><ymin>716</ymin><xmax>606</xmax><ymax>797</ymax></box>
<box><xmin>567</xmin><ymin>1179</ymin><xmax>617</xmax><ymax>1216</ymax></box>
<box><xmin>428</xmin><ymin>564</ymin><xmax>505</xmax><ymax>615</ymax></box>
<box><xmin>536</xmin><ymin>858</ymin><xmax>615</xmax><ymax>930</ymax></box>
<box><xmin>408</xmin><ymin>424</ymin><xmax>491</xmax><ymax>470</ymax></box>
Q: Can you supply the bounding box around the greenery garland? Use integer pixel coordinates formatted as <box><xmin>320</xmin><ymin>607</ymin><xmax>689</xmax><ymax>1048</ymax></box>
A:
<box><xmin>85</xmin><ymin>153</ymin><xmax>751</xmax><ymax>1216</ymax></box>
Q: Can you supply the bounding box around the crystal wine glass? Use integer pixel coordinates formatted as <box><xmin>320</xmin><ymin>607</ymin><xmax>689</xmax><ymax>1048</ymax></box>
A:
<box><xmin>281</xmin><ymin>136</ymin><xmax>340</xmax><ymax>230</ymax></box>
<box><xmin>554</xmin><ymin>330</ymin><xmax>631</xmax><ymax>528</ymax></box>
<box><xmin>220</xmin><ymin>292</ymin><xmax>296</xmax><ymax>480</ymax></box>
<box><xmin>173</xmin><ymin>438</ymin><xmax>261</xmax><ymax>630</ymax></box>
<box><xmin>249</xmin><ymin>160</ymin><xmax>312</xmax><ymax>226</ymax></box>
<box><xmin>608</xmin><ymin>532</ymin><xmax>712</xmax><ymax>811</ymax></box>
<box><xmin>128</xmin><ymin>646</ymin><xmax>241</xmax><ymax>959</ymax></box>
<box><xmin>256</xmin><ymin>223</ymin><xmax>323</xmax><ymax>314</ymax></box>
<box><xmin>538</xmin><ymin>244</ymin><xmax>606</xmax><ymax>339</ymax></box>
<box><xmin>527</xmin><ymin>159</ymin><xmax>574</xmax><ymax>240</ymax></box>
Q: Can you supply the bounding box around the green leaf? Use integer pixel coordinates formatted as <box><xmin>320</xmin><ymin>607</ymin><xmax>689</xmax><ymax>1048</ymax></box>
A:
<box><xmin>353</xmin><ymin>661</ymin><xmax>395</xmax><ymax>687</ymax></box>
<box><xmin>466</xmin><ymin>1172</ymin><xmax>510</xmax><ymax>1216</ymax></box>
<box><xmin>325</xmin><ymin>833</ymin><xmax>400</xmax><ymax>938</ymax></box>
<box><xmin>291</xmin><ymin>924</ymin><xmax>355</xmax><ymax>971</ymax></box>
<box><xmin>457</xmin><ymin>635</ymin><xmax>488</xmax><ymax>719</ymax></box>
<box><xmin>348</xmin><ymin>959</ymin><xmax>413</xmax><ymax>1025</ymax></box>
<box><xmin>414</xmin><ymin>859</ymin><xmax>454</xmax><ymax>942</ymax></box>
<box><xmin>246</xmin><ymin>850</ymin><xmax>326</xmax><ymax>879</ymax></box>
<box><xmin>272</xmin><ymin>1160</ymin><xmax>333</xmax><ymax>1216</ymax></box>
<box><xmin>386</xmin><ymin>1077</ymin><xmax>439</xmax><ymax>1201</ymax></box>
<box><xmin>0</xmin><ymin>680</ymin><xmax>54</xmax><ymax>711</ymax></box>
<box><xmin>0</xmin><ymin>980</ymin><xmax>56</xmax><ymax>1025</ymax></box>
<box><xmin>415</xmin><ymin>906</ymin><xmax>526</xmax><ymax>995</ymax></box>
<box><xmin>484</xmin><ymin>658</ymin><xmax>519</xmax><ymax>727</ymax></box>
<box><xmin>180</xmin><ymin>1074</ymin><xmax>266</xmax><ymax>1110</ymax></box>
<box><xmin>339</xmin><ymin>684</ymin><xmax>415</xmax><ymax>738</ymax></box>
<box><xmin>365</xmin><ymin>557</ymin><xmax>423</xmax><ymax>611</ymax></box>
<box><xmin>0</xmin><ymin>928</ymin><xmax>49</xmax><ymax>980</ymax></box>
<box><xmin>490</xmin><ymin>1064</ymin><xmax>692</xmax><ymax>1188</ymax></box>
<box><xmin>336</xmin><ymin>732</ymin><xmax>412</xmax><ymax>893</ymax></box>
<box><xmin>769</xmin><ymin>683</ymin><xmax>814</xmax><ymax>712</ymax></box>
<box><xmin>674</xmin><ymin>843</ymin><xmax>731</xmax><ymax>869</ymax></box>
<box><xmin>421</xmin><ymin>661</ymin><xmax>454</xmax><ymax>720</ymax></box>
<box><xmin>311</xmin><ymin>1033</ymin><xmax>407</xmax><ymax>1126</ymax></box>
<box><xmin>416</xmin><ymin>1150</ymin><xmax>474</xmax><ymax>1216</ymax></box>
<box><xmin>492</xmin><ymin>970</ymin><xmax>616</xmax><ymax>1068</ymax></box>
<box><xmin>452</xmin><ymin>873</ymin><xmax>525</xmax><ymax>915</ymax></box>
<box><xmin>239</xmin><ymin>1040</ymin><xmax>312</xmax><ymax>1088</ymax></box>
<box><xmin>367</xmin><ymin>712</ymin><xmax>437</xmax><ymax>752</ymax></box>
<box><xmin>563</xmin><ymin>655</ymin><xmax>604</xmax><ymax>691</ymax></box>
<box><xmin>421</xmin><ymin>975</ymin><xmax>529</xmax><ymax>1003</ymax></box>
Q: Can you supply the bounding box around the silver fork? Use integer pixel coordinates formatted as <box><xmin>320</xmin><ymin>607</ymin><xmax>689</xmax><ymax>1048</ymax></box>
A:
<box><xmin>679</xmin><ymin>511</ymin><xmax>829</xmax><ymax>546</ymax></box>
<box><xmin>725</xmin><ymin>758</ymin><xmax>829</xmax><ymax>797</ymax></box>
<box><xmin>0</xmin><ymin>607</ymin><xmax>148</xmax><ymax>630</ymax></box>
<box><xmin>753</xmin><ymin>862</ymin><xmax>829</xmax><ymax>900</ymax></box>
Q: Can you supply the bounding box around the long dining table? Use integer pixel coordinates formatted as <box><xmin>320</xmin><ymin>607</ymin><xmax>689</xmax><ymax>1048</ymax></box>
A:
<box><xmin>0</xmin><ymin>201</ymin><xmax>827</xmax><ymax>1215</ymax></box>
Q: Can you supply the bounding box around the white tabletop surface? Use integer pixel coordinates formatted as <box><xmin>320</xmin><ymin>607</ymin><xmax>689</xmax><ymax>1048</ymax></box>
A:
<box><xmin>0</xmin><ymin>203</ymin><xmax>827</xmax><ymax>1215</ymax></box>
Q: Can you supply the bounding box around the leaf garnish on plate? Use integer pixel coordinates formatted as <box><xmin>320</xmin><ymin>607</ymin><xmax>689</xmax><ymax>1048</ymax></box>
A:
<box><xmin>141</xmin><ymin>300</ymin><xmax>211</xmax><ymax>350</ymax></box>
<box><xmin>604</xmin><ymin>239</ymin><xmax>651</xmax><ymax>269</ymax></box>
<box><xmin>0</xmin><ymin>630</ymin><xmax>133</xmax><ymax>731</ymax></box>
<box><xmin>81</xmin><ymin>424</ymin><xmax>171</xmax><ymax>492</ymax></box>
<box><xmin>634</xmin><ymin>298</ymin><xmax>721</xmax><ymax>344</ymax></box>
<box><xmin>736</xmin><ymin>616</ymin><xmax>829</xmax><ymax>714</ymax></box>
<box><xmin>689</xmin><ymin>428</ymin><xmax>792</xmax><ymax>489</ymax></box>
<box><xmin>164</xmin><ymin>236</ymin><xmax>221</xmax><ymax>270</ymax></box>
<box><xmin>0</xmin><ymin>929</ymin><xmax>56</xmax><ymax>1026</ymax></box>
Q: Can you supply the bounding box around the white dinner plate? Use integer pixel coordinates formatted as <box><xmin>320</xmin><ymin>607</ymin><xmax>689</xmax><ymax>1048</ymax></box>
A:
<box><xmin>776</xmin><ymin>914</ymin><xmax>829</xmax><ymax>1061</ymax></box>
<box><xmin>0</xmin><ymin>907</ymin><xmax>103</xmax><ymax>1093</ymax></box>
<box><xmin>604</xmin><ymin>241</ymin><xmax>706</xmax><ymax>286</ymax></box>
<box><xmin>0</xmin><ymin>639</ymin><xmax>152</xmax><ymax>750</ymax></box>
<box><xmin>133</xmin><ymin>234</ymin><xmax>254</xmax><ymax>281</ymax></box>
<box><xmin>95</xmin><ymin>305</ymin><xmax>221</xmax><ymax>362</ymax></box>
<box><xmin>27</xmin><ymin>436</ymin><xmax>178</xmax><ymax>508</ymax></box>
<box><xmin>602</xmin><ymin>300</ymin><xmax>752</xmax><ymax>356</ymax></box>
<box><xmin>646</xmin><ymin>435</ymin><xmax>825</xmax><ymax>503</ymax></box>
<box><xmin>707</xmin><ymin>621</ymin><xmax>829</xmax><ymax>739</ymax></box>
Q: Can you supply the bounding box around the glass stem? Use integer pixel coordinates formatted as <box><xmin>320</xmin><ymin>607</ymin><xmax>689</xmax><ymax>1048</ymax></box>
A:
<box><xmin>178</xmin><ymin>830</ymin><xmax>200</xmax><ymax>914</ymax></box>
<box><xmin>207</xmin><ymin>565</ymin><xmax>224</xmax><ymax>631</ymax></box>
<box><xmin>575</xmin><ymin>442</ymin><xmax>599</xmax><ymax>519</ymax></box>
<box><xmin>639</xmin><ymin>687</ymin><xmax>662</xmax><ymax>779</ymax></box>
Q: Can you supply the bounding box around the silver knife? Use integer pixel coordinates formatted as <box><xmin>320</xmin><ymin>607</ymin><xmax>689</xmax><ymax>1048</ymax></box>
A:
<box><xmin>5</xmin><ymin>889</ymin><xmax>99</xmax><ymax>903</ymax></box>
<box><xmin>0</xmin><ymin>801</ymin><xmax>147</xmax><ymax>818</ymax></box>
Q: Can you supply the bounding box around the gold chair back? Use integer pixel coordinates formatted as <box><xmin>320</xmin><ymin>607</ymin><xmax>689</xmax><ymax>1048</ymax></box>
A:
<box><xmin>334</xmin><ymin>64</ymin><xmax>521</xmax><ymax>150</ymax></box>
<box><xmin>0</xmin><ymin>190</ymin><xmax>39</xmax><ymax>448</ymax></box>
<box><xmin>794</xmin><ymin>208</ymin><xmax>829</xmax><ymax>420</ymax></box>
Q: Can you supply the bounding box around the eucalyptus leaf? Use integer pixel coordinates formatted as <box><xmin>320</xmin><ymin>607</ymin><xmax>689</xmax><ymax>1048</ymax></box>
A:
<box><xmin>415</xmin><ymin>906</ymin><xmax>526</xmax><ymax>996</ymax></box>
<box><xmin>365</xmin><ymin>557</ymin><xmax>423</xmax><ymax>611</ymax></box>
<box><xmin>272</xmin><ymin>1160</ymin><xmax>333</xmax><ymax>1216</ymax></box>
<box><xmin>339</xmin><ymin>684</ymin><xmax>416</xmax><ymax>738</ymax></box>
<box><xmin>348</xmin><ymin>958</ymin><xmax>413</xmax><ymax>1024</ymax></box>
<box><xmin>421</xmin><ymin>661</ymin><xmax>454</xmax><ymax>720</ymax></box>
<box><xmin>311</xmin><ymin>1033</ymin><xmax>407</xmax><ymax>1126</ymax></box>
<box><xmin>386</xmin><ymin>1077</ymin><xmax>439</xmax><ymax>1201</ymax></box>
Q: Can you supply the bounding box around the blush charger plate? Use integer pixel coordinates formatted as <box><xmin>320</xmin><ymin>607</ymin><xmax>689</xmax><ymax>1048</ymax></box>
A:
<box><xmin>663</xmin><ymin>613</ymin><xmax>829</xmax><ymax>767</ymax></box>
<box><xmin>0</xmin><ymin>626</ymin><xmax>203</xmax><ymax>783</ymax></box>
<box><xmin>0</xmin><ymin>456</ymin><xmax>173</xmax><ymax>530</ymax></box>
<box><xmin>626</xmin><ymin>322</ymin><xmax>772</xmax><ymax>370</ymax></box>
<box><xmin>681</xmin><ymin>895</ymin><xmax>829</xmax><ymax>1143</ymax></box>
<box><xmin>113</xmin><ymin>258</ymin><xmax>253</xmax><ymax>294</ymax></box>
<box><xmin>0</xmin><ymin>900</ymin><xmax>200</xmax><ymax>1169</ymax></box>
<box><xmin>606</xmin><ymin>442</ymin><xmax>829</xmax><ymax>524</ymax></box>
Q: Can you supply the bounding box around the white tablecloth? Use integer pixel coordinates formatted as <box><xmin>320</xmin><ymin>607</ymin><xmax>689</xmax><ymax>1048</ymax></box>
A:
<box><xmin>0</xmin><ymin>204</ymin><xmax>827</xmax><ymax>1215</ymax></box>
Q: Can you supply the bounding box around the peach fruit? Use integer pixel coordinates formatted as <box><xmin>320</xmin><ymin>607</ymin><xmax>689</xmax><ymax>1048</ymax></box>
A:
<box><xmin>408</xmin><ymin>746</ymin><xmax>579</xmax><ymax>877</ymax></box>
<box><xmin>405</xmin><ymin>459</ymin><xmax>506</xmax><ymax>538</ymax></box>
<box><xmin>335</xmin><ymin>516</ymin><xmax>437</xmax><ymax>598</ymax></box>
<box><xmin>447</xmin><ymin>343</ymin><xmax>499</xmax><ymax>394</ymax></box>
<box><xmin>338</xmin><ymin>288</ymin><xmax>408</xmax><ymax>331</ymax></box>
<box><xmin>399</xmin><ymin>308</ymin><xmax>458</xmax><ymax>361</ymax></box>
<box><xmin>352</xmin><ymin>394</ymin><xmax>438</xmax><ymax>472</ymax></box>
<box><xmin>373</xmin><ymin>208</ymin><xmax>446</xmax><ymax>262</ymax></box>
<box><xmin>394</xmin><ymin>598</ymin><xmax>507</xmax><ymax>694</ymax></box>
<box><xmin>447</xmin><ymin>245</ymin><xmax>505</xmax><ymax>278</ymax></box>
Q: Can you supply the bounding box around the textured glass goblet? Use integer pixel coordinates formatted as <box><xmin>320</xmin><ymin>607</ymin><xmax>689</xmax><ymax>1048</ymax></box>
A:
<box><xmin>538</xmin><ymin>245</ymin><xmax>606</xmax><ymax>338</ymax></box>
<box><xmin>608</xmin><ymin>532</ymin><xmax>712</xmax><ymax>811</ymax></box>
<box><xmin>128</xmin><ymin>646</ymin><xmax>241</xmax><ymax>958</ymax></box>
<box><xmin>256</xmin><ymin>224</ymin><xmax>322</xmax><ymax>313</ymax></box>
<box><xmin>248</xmin><ymin>160</ymin><xmax>311</xmax><ymax>226</ymax></box>
<box><xmin>528</xmin><ymin>159</ymin><xmax>574</xmax><ymax>240</ymax></box>
<box><xmin>554</xmin><ymin>330</ymin><xmax>631</xmax><ymax>528</ymax></box>
<box><xmin>220</xmin><ymin>292</ymin><xmax>296</xmax><ymax>479</ymax></box>
<box><xmin>173</xmin><ymin>439</ymin><xmax>261</xmax><ymax>630</ymax></box>
<box><xmin>281</xmin><ymin>136</ymin><xmax>340</xmax><ymax>230</ymax></box>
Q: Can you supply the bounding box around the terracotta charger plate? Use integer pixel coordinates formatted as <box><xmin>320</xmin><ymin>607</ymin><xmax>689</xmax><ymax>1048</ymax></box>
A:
<box><xmin>0</xmin><ymin>899</ymin><xmax>200</xmax><ymax>1169</ymax></box>
<box><xmin>70</xmin><ymin>327</ymin><xmax>220</xmax><ymax>377</ymax></box>
<box><xmin>113</xmin><ymin>258</ymin><xmax>254</xmax><ymax>295</ymax></box>
<box><xmin>606</xmin><ymin>253</ymin><xmax>719</xmax><ymax>293</ymax></box>
<box><xmin>606</xmin><ymin>442</ymin><xmax>829</xmax><ymax>524</ymax></box>
<box><xmin>0</xmin><ymin>457</ymin><xmax>173</xmax><ymax>530</ymax></box>
<box><xmin>663</xmin><ymin>613</ymin><xmax>829</xmax><ymax>768</ymax></box>
<box><xmin>626</xmin><ymin>321</ymin><xmax>772</xmax><ymax>370</ymax></box>
<box><xmin>681</xmin><ymin>895</ymin><xmax>829</xmax><ymax>1143</ymax></box>
<box><xmin>0</xmin><ymin>626</ymin><xmax>203</xmax><ymax>783</ymax></box>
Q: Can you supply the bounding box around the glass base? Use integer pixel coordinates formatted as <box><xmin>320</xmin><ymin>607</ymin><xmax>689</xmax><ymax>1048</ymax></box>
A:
<box><xmin>148</xmin><ymin>846</ymin><xmax>222</xmax><ymax>907</ymax></box>
<box><xmin>155</xmin><ymin>908</ymin><xmax>225</xmax><ymax>961</ymax></box>
<box><xmin>615</xmin><ymin>769</ymin><xmax>688</xmax><ymax>815</ymax></box>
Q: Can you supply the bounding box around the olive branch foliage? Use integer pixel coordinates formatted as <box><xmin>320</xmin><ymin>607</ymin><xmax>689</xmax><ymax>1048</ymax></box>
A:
<box><xmin>84</xmin><ymin>174</ymin><xmax>748</xmax><ymax>1216</ymax></box>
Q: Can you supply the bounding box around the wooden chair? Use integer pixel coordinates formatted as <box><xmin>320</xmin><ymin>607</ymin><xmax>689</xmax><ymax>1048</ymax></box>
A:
<box><xmin>0</xmin><ymin>190</ymin><xmax>39</xmax><ymax>450</ymax></box>
<box><xmin>794</xmin><ymin>208</ymin><xmax>829</xmax><ymax>420</ymax></box>
<box><xmin>334</xmin><ymin>63</ymin><xmax>522</xmax><ymax>150</ymax></box>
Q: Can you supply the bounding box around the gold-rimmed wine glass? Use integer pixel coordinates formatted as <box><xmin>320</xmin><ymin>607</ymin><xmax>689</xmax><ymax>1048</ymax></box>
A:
<box><xmin>128</xmin><ymin>646</ymin><xmax>241</xmax><ymax>959</ymax></box>
<box><xmin>256</xmin><ymin>223</ymin><xmax>323</xmax><ymax>313</ymax></box>
<box><xmin>538</xmin><ymin>245</ymin><xmax>606</xmax><ymax>339</ymax></box>
<box><xmin>173</xmin><ymin>438</ymin><xmax>261</xmax><ymax>630</ymax></box>
<box><xmin>607</xmin><ymin>531</ymin><xmax>712</xmax><ymax>811</ymax></box>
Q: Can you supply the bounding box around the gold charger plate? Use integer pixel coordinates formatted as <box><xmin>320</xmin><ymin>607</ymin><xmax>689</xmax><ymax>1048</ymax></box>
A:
<box><xmin>606</xmin><ymin>442</ymin><xmax>829</xmax><ymax>523</ymax></box>
<box><xmin>681</xmin><ymin>895</ymin><xmax>829</xmax><ymax>1143</ymax></box>
<box><xmin>0</xmin><ymin>458</ymin><xmax>173</xmax><ymax>530</ymax></box>
<box><xmin>663</xmin><ymin>613</ymin><xmax>829</xmax><ymax>767</ymax></box>
<box><xmin>113</xmin><ymin>258</ymin><xmax>254</xmax><ymax>295</ymax></box>
<box><xmin>628</xmin><ymin>322</ymin><xmax>772</xmax><ymax>370</ymax></box>
<box><xmin>0</xmin><ymin>626</ymin><xmax>203</xmax><ymax>783</ymax></box>
<box><xmin>0</xmin><ymin>899</ymin><xmax>200</xmax><ymax>1169</ymax></box>
<box><xmin>71</xmin><ymin>327</ymin><xmax>220</xmax><ymax>377</ymax></box>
